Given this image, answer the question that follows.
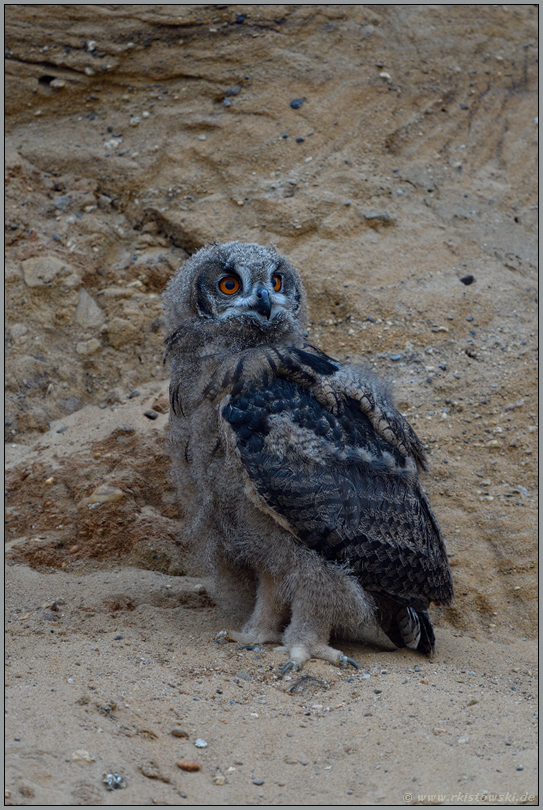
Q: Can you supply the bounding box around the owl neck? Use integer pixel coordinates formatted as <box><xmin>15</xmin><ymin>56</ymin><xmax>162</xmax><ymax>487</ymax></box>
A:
<box><xmin>165</xmin><ymin>315</ymin><xmax>306</xmax><ymax>361</ymax></box>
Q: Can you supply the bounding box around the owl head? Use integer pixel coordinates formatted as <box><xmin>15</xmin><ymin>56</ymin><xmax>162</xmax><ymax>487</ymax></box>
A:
<box><xmin>163</xmin><ymin>242</ymin><xmax>308</xmax><ymax>346</ymax></box>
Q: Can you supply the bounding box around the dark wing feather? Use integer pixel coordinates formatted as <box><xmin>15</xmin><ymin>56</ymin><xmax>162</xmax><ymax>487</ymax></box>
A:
<box><xmin>222</xmin><ymin>378</ymin><xmax>453</xmax><ymax>613</ymax></box>
<box><xmin>204</xmin><ymin>344</ymin><xmax>427</xmax><ymax>469</ymax></box>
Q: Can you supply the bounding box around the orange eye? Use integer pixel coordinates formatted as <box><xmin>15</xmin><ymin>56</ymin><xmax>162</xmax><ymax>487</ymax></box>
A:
<box><xmin>271</xmin><ymin>274</ymin><xmax>282</xmax><ymax>292</ymax></box>
<box><xmin>219</xmin><ymin>276</ymin><xmax>240</xmax><ymax>295</ymax></box>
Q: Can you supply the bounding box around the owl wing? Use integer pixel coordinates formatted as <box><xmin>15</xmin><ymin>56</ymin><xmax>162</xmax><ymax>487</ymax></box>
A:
<box><xmin>222</xmin><ymin>376</ymin><xmax>453</xmax><ymax>613</ymax></box>
<box><xmin>203</xmin><ymin>345</ymin><xmax>428</xmax><ymax>471</ymax></box>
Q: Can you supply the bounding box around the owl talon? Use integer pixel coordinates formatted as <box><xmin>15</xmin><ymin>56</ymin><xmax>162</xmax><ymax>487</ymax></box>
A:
<box><xmin>339</xmin><ymin>655</ymin><xmax>360</xmax><ymax>670</ymax></box>
<box><xmin>281</xmin><ymin>660</ymin><xmax>300</xmax><ymax>677</ymax></box>
<box><xmin>215</xmin><ymin>630</ymin><xmax>231</xmax><ymax>645</ymax></box>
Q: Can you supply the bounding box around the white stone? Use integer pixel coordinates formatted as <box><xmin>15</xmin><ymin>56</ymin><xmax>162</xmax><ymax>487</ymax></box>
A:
<box><xmin>9</xmin><ymin>323</ymin><xmax>29</xmax><ymax>340</ymax></box>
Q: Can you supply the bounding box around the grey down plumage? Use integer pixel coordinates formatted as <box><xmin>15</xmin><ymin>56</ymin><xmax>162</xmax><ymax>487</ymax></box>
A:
<box><xmin>163</xmin><ymin>241</ymin><xmax>453</xmax><ymax>671</ymax></box>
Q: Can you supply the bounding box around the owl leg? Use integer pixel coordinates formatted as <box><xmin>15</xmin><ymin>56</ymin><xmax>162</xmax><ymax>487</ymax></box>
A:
<box><xmin>216</xmin><ymin>574</ymin><xmax>288</xmax><ymax>645</ymax></box>
<box><xmin>278</xmin><ymin>561</ymin><xmax>376</xmax><ymax>673</ymax></box>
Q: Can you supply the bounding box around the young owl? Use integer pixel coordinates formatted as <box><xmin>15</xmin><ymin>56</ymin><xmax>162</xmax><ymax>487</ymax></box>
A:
<box><xmin>163</xmin><ymin>242</ymin><xmax>453</xmax><ymax>673</ymax></box>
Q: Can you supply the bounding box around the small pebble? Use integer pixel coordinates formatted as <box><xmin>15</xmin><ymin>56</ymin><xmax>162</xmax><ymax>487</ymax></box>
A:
<box><xmin>290</xmin><ymin>98</ymin><xmax>306</xmax><ymax>109</ymax></box>
<box><xmin>144</xmin><ymin>410</ymin><xmax>159</xmax><ymax>420</ymax></box>
<box><xmin>235</xmin><ymin>671</ymin><xmax>252</xmax><ymax>681</ymax></box>
<box><xmin>460</xmin><ymin>274</ymin><xmax>475</xmax><ymax>285</ymax></box>
<box><xmin>103</xmin><ymin>772</ymin><xmax>127</xmax><ymax>790</ymax></box>
<box><xmin>72</xmin><ymin>749</ymin><xmax>94</xmax><ymax>762</ymax></box>
<box><xmin>177</xmin><ymin>759</ymin><xmax>201</xmax><ymax>772</ymax></box>
<box><xmin>129</xmin><ymin>117</ymin><xmax>141</xmax><ymax>126</ymax></box>
<box><xmin>171</xmin><ymin>728</ymin><xmax>189</xmax><ymax>738</ymax></box>
<box><xmin>516</xmin><ymin>765</ymin><xmax>524</xmax><ymax>771</ymax></box>
<box><xmin>194</xmin><ymin>738</ymin><xmax>207</xmax><ymax>748</ymax></box>
<box><xmin>214</xmin><ymin>774</ymin><xmax>226</xmax><ymax>785</ymax></box>
<box><xmin>295</xmin><ymin>137</ymin><xmax>305</xmax><ymax>143</ymax></box>
<box><xmin>252</xmin><ymin>779</ymin><xmax>264</xmax><ymax>786</ymax></box>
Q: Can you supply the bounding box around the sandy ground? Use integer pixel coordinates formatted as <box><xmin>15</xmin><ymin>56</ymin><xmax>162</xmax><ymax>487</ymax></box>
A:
<box><xmin>4</xmin><ymin>5</ymin><xmax>538</xmax><ymax>806</ymax></box>
<box><xmin>4</xmin><ymin>565</ymin><xmax>538</xmax><ymax>806</ymax></box>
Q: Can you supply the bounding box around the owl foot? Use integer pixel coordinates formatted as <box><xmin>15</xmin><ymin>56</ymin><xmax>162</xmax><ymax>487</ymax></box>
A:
<box><xmin>279</xmin><ymin>643</ymin><xmax>360</xmax><ymax>675</ymax></box>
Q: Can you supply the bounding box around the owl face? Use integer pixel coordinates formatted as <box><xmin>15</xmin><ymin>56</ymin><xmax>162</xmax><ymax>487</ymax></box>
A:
<box><xmin>188</xmin><ymin>242</ymin><xmax>305</xmax><ymax>328</ymax></box>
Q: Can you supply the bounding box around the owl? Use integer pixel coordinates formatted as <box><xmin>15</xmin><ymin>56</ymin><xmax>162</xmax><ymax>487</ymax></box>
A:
<box><xmin>162</xmin><ymin>242</ymin><xmax>453</xmax><ymax>673</ymax></box>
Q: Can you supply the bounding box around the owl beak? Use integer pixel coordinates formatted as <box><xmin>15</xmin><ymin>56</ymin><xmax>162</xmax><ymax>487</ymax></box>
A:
<box><xmin>254</xmin><ymin>285</ymin><xmax>272</xmax><ymax>320</ymax></box>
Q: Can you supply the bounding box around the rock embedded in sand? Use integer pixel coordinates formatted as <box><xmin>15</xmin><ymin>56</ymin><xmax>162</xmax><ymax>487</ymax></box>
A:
<box><xmin>171</xmin><ymin>728</ymin><xmax>189</xmax><ymax>738</ymax></box>
<box><xmin>71</xmin><ymin>749</ymin><xmax>94</xmax><ymax>762</ymax></box>
<box><xmin>76</xmin><ymin>338</ymin><xmax>102</xmax><ymax>356</ymax></box>
<box><xmin>21</xmin><ymin>256</ymin><xmax>81</xmax><ymax>289</ymax></box>
<box><xmin>79</xmin><ymin>485</ymin><xmax>125</xmax><ymax>507</ymax></box>
<box><xmin>105</xmin><ymin>317</ymin><xmax>141</xmax><ymax>349</ymax></box>
<box><xmin>75</xmin><ymin>289</ymin><xmax>105</xmax><ymax>328</ymax></box>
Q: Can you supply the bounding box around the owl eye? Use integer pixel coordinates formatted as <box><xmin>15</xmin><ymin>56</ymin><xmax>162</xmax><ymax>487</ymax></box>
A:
<box><xmin>219</xmin><ymin>276</ymin><xmax>240</xmax><ymax>295</ymax></box>
<box><xmin>271</xmin><ymin>274</ymin><xmax>282</xmax><ymax>292</ymax></box>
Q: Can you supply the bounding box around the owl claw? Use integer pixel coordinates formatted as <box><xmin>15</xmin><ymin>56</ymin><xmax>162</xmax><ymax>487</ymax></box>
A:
<box><xmin>339</xmin><ymin>655</ymin><xmax>360</xmax><ymax>670</ymax></box>
<box><xmin>215</xmin><ymin>630</ymin><xmax>230</xmax><ymax>644</ymax></box>
<box><xmin>281</xmin><ymin>660</ymin><xmax>300</xmax><ymax>677</ymax></box>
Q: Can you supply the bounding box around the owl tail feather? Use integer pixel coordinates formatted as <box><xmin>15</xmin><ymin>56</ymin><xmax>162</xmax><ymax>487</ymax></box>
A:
<box><xmin>397</xmin><ymin>606</ymin><xmax>421</xmax><ymax>649</ymax></box>
<box><xmin>398</xmin><ymin>607</ymin><xmax>436</xmax><ymax>656</ymax></box>
<box><xmin>373</xmin><ymin>594</ymin><xmax>436</xmax><ymax>656</ymax></box>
